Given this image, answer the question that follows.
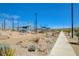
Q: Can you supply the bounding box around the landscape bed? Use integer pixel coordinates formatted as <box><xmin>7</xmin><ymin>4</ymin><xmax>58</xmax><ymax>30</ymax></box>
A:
<box><xmin>0</xmin><ymin>30</ymin><xmax>59</xmax><ymax>56</ymax></box>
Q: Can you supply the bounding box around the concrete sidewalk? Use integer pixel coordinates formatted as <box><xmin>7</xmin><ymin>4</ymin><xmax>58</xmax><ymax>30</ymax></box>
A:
<box><xmin>49</xmin><ymin>31</ymin><xmax>76</xmax><ymax>56</ymax></box>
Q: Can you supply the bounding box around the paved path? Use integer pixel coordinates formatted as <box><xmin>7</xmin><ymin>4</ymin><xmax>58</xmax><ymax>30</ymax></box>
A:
<box><xmin>49</xmin><ymin>31</ymin><xmax>76</xmax><ymax>56</ymax></box>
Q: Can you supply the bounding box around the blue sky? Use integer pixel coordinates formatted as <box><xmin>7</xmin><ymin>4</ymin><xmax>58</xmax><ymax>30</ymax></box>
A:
<box><xmin>0</xmin><ymin>3</ymin><xmax>79</xmax><ymax>29</ymax></box>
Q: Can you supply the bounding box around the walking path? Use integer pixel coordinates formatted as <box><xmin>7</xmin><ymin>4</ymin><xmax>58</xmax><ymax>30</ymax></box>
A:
<box><xmin>49</xmin><ymin>31</ymin><xmax>76</xmax><ymax>56</ymax></box>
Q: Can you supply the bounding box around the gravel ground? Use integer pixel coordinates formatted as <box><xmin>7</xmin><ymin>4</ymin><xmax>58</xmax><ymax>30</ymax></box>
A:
<box><xmin>0</xmin><ymin>30</ymin><xmax>59</xmax><ymax>56</ymax></box>
<box><xmin>64</xmin><ymin>32</ymin><xmax>79</xmax><ymax>56</ymax></box>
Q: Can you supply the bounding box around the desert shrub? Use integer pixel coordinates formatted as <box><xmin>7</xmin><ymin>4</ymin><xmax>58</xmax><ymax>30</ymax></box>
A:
<box><xmin>28</xmin><ymin>44</ymin><xmax>36</xmax><ymax>52</ymax></box>
<box><xmin>16</xmin><ymin>41</ymin><xmax>23</xmax><ymax>45</ymax></box>
<box><xmin>34</xmin><ymin>38</ymin><xmax>39</xmax><ymax>43</ymax></box>
<box><xmin>76</xmin><ymin>26</ymin><xmax>79</xmax><ymax>39</ymax></box>
<box><xmin>75</xmin><ymin>32</ymin><xmax>79</xmax><ymax>44</ymax></box>
<box><xmin>39</xmin><ymin>30</ymin><xmax>44</xmax><ymax>33</ymax></box>
<box><xmin>0</xmin><ymin>44</ymin><xmax>15</xmax><ymax>56</ymax></box>
<box><xmin>76</xmin><ymin>32</ymin><xmax>79</xmax><ymax>36</ymax></box>
<box><xmin>63</xmin><ymin>29</ymin><xmax>71</xmax><ymax>33</ymax></box>
<box><xmin>76</xmin><ymin>32</ymin><xmax>79</xmax><ymax>39</ymax></box>
<box><xmin>76</xmin><ymin>27</ymin><xmax>79</xmax><ymax>33</ymax></box>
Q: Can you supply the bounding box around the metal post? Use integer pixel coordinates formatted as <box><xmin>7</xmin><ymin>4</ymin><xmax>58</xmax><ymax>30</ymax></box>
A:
<box><xmin>12</xmin><ymin>17</ymin><xmax>14</xmax><ymax>31</ymax></box>
<box><xmin>17</xmin><ymin>21</ymin><xmax>19</xmax><ymax>31</ymax></box>
<box><xmin>35</xmin><ymin>13</ymin><xmax>37</xmax><ymax>33</ymax></box>
<box><xmin>2</xmin><ymin>20</ymin><xmax>3</xmax><ymax>30</ymax></box>
<box><xmin>71</xmin><ymin>3</ymin><xmax>73</xmax><ymax>38</ymax></box>
<box><xmin>3</xmin><ymin>19</ymin><xmax>5</xmax><ymax>30</ymax></box>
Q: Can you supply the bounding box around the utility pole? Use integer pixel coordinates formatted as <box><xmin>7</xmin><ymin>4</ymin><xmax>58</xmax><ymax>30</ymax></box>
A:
<box><xmin>3</xmin><ymin>19</ymin><xmax>6</xmax><ymax>30</ymax></box>
<box><xmin>71</xmin><ymin>3</ymin><xmax>73</xmax><ymax>38</ymax></box>
<box><xmin>2</xmin><ymin>20</ymin><xmax>3</xmax><ymax>30</ymax></box>
<box><xmin>35</xmin><ymin>13</ymin><xmax>37</xmax><ymax>33</ymax></box>
<box><xmin>12</xmin><ymin>17</ymin><xmax>14</xmax><ymax>31</ymax></box>
<box><xmin>17</xmin><ymin>21</ymin><xmax>19</xmax><ymax>31</ymax></box>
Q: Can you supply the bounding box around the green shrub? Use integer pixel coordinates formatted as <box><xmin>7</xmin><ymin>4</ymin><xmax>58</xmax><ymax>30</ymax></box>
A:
<box><xmin>76</xmin><ymin>32</ymin><xmax>79</xmax><ymax>37</ymax></box>
<box><xmin>0</xmin><ymin>44</ymin><xmax>15</xmax><ymax>56</ymax></box>
<box><xmin>75</xmin><ymin>26</ymin><xmax>79</xmax><ymax>33</ymax></box>
<box><xmin>63</xmin><ymin>29</ymin><xmax>71</xmax><ymax>33</ymax></box>
<box><xmin>28</xmin><ymin>44</ymin><xmax>36</xmax><ymax>52</ymax></box>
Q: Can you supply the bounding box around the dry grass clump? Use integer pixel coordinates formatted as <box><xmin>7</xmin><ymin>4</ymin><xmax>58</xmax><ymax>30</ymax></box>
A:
<box><xmin>0</xmin><ymin>44</ymin><xmax>15</xmax><ymax>56</ymax></box>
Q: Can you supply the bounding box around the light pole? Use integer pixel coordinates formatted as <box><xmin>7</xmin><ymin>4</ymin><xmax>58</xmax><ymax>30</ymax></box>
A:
<box><xmin>17</xmin><ymin>21</ymin><xmax>19</xmax><ymax>31</ymax></box>
<box><xmin>71</xmin><ymin>3</ymin><xmax>73</xmax><ymax>38</ymax></box>
<box><xmin>35</xmin><ymin>13</ymin><xmax>37</xmax><ymax>33</ymax></box>
<box><xmin>1</xmin><ymin>22</ymin><xmax>3</xmax><ymax>30</ymax></box>
<box><xmin>12</xmin><ymin>17</ymin><xmax>14</xmax><ymax>31</ymax></box>
<box><xmin>3</xmin><ymin>19</ymin><xmax>6</xmax><ymax>30</ymax></box>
